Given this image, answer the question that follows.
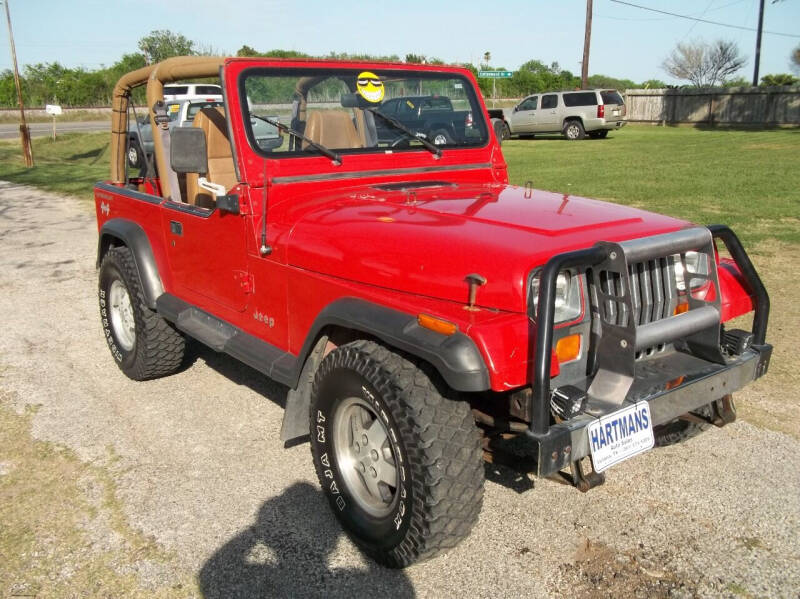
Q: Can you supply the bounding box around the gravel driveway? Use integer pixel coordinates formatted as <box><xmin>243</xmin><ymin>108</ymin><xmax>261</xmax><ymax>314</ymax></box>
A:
<box><xmin>1</xmin><ymin>181</ymin><xmax>798</xmax><ymax>598</ymax></box>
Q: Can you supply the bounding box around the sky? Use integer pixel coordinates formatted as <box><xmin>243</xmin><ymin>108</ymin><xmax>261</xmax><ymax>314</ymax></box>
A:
<box><xmin>1</xmin><ymin>0</ymin><xmax>798</xmax><ymax>84</ymax></box>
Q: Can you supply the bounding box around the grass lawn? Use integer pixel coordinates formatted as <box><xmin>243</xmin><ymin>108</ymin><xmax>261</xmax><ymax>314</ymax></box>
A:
<box><xmin>0</xmin><ymin>132</ymin><xmax>109</xmax><ymax>200</ymax></box>
<box><xmin>503</xmin><ymin>125</ymin><xmax>800</xmax><ymax>248</ymax></box>
<box><xmin>0</xmin><ymin>126</ymin><xmax>798</xmax><ymax>247</ymax></box>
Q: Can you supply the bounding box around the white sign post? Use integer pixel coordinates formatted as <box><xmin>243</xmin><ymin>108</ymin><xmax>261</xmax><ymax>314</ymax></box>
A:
<box><xmin>45</xmin><ymin>104</ymin><xmax>62</xmax><ymax>140</ymax></box>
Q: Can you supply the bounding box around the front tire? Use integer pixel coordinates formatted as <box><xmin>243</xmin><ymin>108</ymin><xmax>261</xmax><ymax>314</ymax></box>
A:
<box><xmin>309</xmin><ymin>340</ymin><xmax>484</xmax><ymax>568</ymax></box>
<box><xmin>563</xmin><ymin>120</ymin><xmax>585</xmax><ymax>140</ymax></box>
<box><xmin>98</xmin><ymin>246</ymin><xmax>185</xmax><ymax>380</ymax></box>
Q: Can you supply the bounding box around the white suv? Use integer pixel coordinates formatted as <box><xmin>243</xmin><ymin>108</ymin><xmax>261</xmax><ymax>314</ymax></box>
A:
<box><xmin>163</xmin><ymin>83</ymin><xmax>223</xmax><ymax>102</ymax></box>
<box><xmin>497</xmin><ymin>89</ymin><xmax>626</xmax><ymax>140</ymax></box>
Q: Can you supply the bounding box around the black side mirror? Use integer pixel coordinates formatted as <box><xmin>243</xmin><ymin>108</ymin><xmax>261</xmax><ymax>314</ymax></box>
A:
<box><xmin>170</xmin><ymin>128</ymin><xmax>207</xmax><ymax>174</ymax></box>
<box><xmin>217</xmin><ymin>194</ymin><xmax>240</xmax><ymax>215</ymax></box>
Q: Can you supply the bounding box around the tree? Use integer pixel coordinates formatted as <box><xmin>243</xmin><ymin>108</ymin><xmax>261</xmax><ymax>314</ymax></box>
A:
<box><xmin>137</xmin><ymin>30</ymin><xmax>196</xmax><ymax>65</ymax></box>
<box><xmin>792</xmin><ymin>44</ymin><xmax>800</xmax><ymax>73</ymax></box>
<box><xmin>662</xmin><ymin>40</ymin><xmax>746</xmax><ymax>87</ymax></box>
<box><xmin>236</xmin><ymin>45</ymin><xmax>260</xmax><ymax>57</ymax></box>
<box><xmin>588</xmin><ymin>74</ymin><xmax>636</xmax><ymax>90</ymax></box>
<box><xmin>640</xmin><ymin>79</ymin><xmax>667</xmax><ymax>89</ymax></box>
<box><xmin>760</xmin><ymin>73</ymin><xmax>798</xmax><ymax>86</ymax></box>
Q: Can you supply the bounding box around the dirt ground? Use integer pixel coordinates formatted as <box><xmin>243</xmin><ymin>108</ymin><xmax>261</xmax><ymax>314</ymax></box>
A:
<box><xmin>0</xmin><ymin>181</ymin><xmax>798</xmax><ymax>598</ymax></box>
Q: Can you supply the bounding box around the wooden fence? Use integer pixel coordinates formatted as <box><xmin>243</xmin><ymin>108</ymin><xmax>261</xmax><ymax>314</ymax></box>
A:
<box><xmin>623</xmin><ymin>86</ymin><xmax>800</xmax><ymax>126</ymax></box>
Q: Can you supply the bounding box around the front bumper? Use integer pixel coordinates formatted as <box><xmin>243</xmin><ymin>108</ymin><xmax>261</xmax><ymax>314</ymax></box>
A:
<box><xmin>525</xmin><ymin>224</ymin><xmax>770</xmax><ymax>477</ymax></box>
<box><xmin>527</xmin><ymin>343</ymin><xmax>771</xmax><ymax>476</ymax></box>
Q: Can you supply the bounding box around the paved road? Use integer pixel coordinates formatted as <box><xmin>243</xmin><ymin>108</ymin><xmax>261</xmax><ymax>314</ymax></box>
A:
<box><xmin>0</xmin><ymin>119</ymin><xmax>108</xmax><ymax>139</ymax></box>
<box><xmin>0</xmin><ymin>181</ymin><xmax>798</xmax><ymax>597</ymax></box>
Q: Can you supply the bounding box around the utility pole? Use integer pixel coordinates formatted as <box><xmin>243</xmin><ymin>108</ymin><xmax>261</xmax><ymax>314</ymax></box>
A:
<box><xmin>3</xmin><ymin>0</ymin><xmax>33</xmax><ymax>167</ymax></box>
<box><xmin>752</xmin><ymin>0</ymin><xmax>765</xmax><ymax>86</ymax></box>
<box><xmin>581</xmin><ymin>0</ymin><xmax>593</xmax><ymax>89</ymax></box>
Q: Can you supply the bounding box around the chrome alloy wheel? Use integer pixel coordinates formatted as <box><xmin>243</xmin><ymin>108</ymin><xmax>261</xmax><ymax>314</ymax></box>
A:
<box><xmin>432</xmin><ymin>133</ymin><xmax>448</xmax><ymax>145</ymax></box>
<box><xmin>566</xmin><ymin>123</ymin><xmax>581</xmax><ymax>139</ymax></box>
<box><xmin>109</xmin><ymin>279</ymin><xmax>135</xmax><ymax>351</ymax></box>
<box><xmin>333</xmin><ymin>396</ymin><xmax>399</xmax><ymax>517</ymax></box>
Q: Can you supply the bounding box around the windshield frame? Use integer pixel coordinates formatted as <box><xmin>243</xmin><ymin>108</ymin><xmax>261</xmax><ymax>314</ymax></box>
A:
<box><xmin>237</xmin><ymin>65</ymin><xmax>490</xmax><ymax>161</ymax></box>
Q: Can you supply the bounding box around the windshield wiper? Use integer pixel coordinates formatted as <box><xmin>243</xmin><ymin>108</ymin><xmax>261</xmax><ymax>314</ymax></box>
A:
<box><xmin>364</xmin><ymin>107</ymin><xmax>442</xmax><ymax>159</ymax></box>
<box><xmin>250</xmin><ymin>114</ymin><xmax>342</xmax><ymax>165</ymax></box>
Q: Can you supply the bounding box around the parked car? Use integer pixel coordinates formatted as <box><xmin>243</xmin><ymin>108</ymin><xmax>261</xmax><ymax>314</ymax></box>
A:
<box><xmin>163</xmin><ymin>83</ymin><xmax>223</xmax><ymax>101</ymax></box>
<box><xmin>489</xmin><ymin>89</ymin><xmax>626</xmax><ymax>140</ymax></box>
<box><xmin>127</xmin><ymin>99</ymin><xmax>224</xmax><ymax>169</ymax></box>
<box><xmin>99</xmin><ymin>57</ymin><xmax>770</xmax><ymax>568</ymax></box>
<box><xmin>376</xmin><ymin>95</ymin><xmax>475</xmax><ymax>145</ymax></box>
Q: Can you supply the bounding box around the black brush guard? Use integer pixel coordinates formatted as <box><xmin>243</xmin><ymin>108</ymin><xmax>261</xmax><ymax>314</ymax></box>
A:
<box><xmin>525</xmin><ymin>225</ymin><xmax>772</xmax><ymax>477</ymax></box>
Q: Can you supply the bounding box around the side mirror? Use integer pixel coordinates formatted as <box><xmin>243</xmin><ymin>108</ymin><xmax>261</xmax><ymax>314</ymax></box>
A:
<box><xmin>513</xmin><ymin>106</ymin><xmax>520</xmax><ymax>112</ymax></box>
<box><xmin>170</xmin><ymin>128</ymin><xmax>207</xmax><ymax>174</ymax></box>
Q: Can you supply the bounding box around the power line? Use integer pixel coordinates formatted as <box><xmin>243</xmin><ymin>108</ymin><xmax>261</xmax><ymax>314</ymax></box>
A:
<box><xmin>608</xmin><ymin>0</ymin><xmax>800</xmax><ymax>37</ymax></box>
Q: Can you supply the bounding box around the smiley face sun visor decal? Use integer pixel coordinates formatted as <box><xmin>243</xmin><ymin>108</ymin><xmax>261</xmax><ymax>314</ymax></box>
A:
<box><xmin>356</xmin><ymin>72</ymin><xmax>384</xmax><ymax>103</ymax></box>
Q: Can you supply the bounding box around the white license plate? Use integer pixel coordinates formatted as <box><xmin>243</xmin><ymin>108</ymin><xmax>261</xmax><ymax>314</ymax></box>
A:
<box><xmin>587</xmin><ymin>402</ymin><xmax>654</xmax><ymax>472</ymax></box>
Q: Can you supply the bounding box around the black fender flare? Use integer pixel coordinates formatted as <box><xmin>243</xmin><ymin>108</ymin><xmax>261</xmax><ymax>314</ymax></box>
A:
<box><xmin>280</xmin><ymin>297</ymin><xmax>491</xmax><ymax>443</ymax></box>
<box><xmin>97</xmin><ymin>219</ymin><xmax>164</xmax><ymax>309</ymax></box>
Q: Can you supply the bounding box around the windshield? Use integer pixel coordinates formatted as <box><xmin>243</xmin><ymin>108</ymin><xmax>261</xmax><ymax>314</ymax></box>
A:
<box><xmin>240</xmin><ymin>67</ymin><xmax>488</xmax><ymax>157</ymax></box>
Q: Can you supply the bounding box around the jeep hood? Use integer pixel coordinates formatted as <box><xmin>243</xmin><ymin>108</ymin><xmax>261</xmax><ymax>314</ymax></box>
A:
<box><xmin>285</xmin><ymin>182</ymin><xmax>691</xmax><ymax>313</ymax></box>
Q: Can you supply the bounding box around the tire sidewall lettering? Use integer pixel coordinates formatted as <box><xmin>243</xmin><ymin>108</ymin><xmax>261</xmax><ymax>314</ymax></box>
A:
<box><xmin>99</xmin><ymin>257</ymin><xmax>136</xmax><ymax>368</ymax></box>
<box><xmin>311</xmin><ymin>363</ymin><xmax>412</xmax><ymax>546</ymax></box>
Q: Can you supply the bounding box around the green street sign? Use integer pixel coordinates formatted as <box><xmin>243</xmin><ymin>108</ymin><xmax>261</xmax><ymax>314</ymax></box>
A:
<box><xmin>478</xmin><ymin>70</ymin><xmax>513</xmax><ymax>78</ymax></box>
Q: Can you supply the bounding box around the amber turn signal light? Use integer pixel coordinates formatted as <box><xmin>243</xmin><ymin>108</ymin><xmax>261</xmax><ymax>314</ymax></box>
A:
<box><xmin>555</xmin><ymin>334</ymin><xmax>581</xmax><ymax>364</ymax></box>
<box><xmin>417</xmin><ymin>314</ymin><xmax>458</xmax><ymax>336</ymax></box>
<box><xmin>674</xmin><ymin>302</ymin><xmax>689</xmax><ymax>315</ymax></box>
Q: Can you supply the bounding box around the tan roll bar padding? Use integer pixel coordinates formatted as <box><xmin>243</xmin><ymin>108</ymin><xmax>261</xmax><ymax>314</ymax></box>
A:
<box><xmin>110</xmin><ymin>56</ymin><xmax>226</xmax><ymax>200</ymax></box>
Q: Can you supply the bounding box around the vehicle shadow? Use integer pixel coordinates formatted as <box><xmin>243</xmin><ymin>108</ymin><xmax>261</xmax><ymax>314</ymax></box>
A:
<box><xmin>182</xmin><ymin>339</ymin><xmax>290</xmax><ymax>409</ymax></box>
<box><xmin>198</xmin><ymin>482</ymin><xmax>416</xmax><ymax>599</ymax></box>
<box><xmin>68</xmin><ymin>144</ymin><xmax>108</xmax><ymax>164</ymax></box>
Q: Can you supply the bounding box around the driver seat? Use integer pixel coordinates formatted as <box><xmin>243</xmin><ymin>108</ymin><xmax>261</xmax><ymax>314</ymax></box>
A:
<box><xmin>186</xmin><ymin>107</ymin><xmax>237</xmax><ymax>208</ymax></box>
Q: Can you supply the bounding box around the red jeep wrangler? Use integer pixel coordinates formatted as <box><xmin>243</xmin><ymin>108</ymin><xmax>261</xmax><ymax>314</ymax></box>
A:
<box><xmin>95</xmin><ymin>57</ymin><xmax>771</xmax><ymax>567</ymax></box>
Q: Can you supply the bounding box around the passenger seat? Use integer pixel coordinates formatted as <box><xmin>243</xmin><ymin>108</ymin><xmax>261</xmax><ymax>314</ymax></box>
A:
<box><xmin>303</xmin><ymin>110</ymin><xmax>362</xmax><ymax>150</ymax></box>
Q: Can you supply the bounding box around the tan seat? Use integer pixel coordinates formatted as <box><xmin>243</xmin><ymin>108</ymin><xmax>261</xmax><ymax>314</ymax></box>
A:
<box><xmin>186</xmin><ymin>107</ymin><xmax>237</xmax><ymax>208</ymax></box>
<box><xmin>303</xmin><ymin>110</ymin><xmax>362</xmax><ymax>150</ymax></box>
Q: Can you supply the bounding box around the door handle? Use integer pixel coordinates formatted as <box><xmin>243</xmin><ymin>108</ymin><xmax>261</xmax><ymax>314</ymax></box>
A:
<box><xmin>170</xmin><ymin>221</ymin><xmax>183</xmax><ymax>236</ymax></box>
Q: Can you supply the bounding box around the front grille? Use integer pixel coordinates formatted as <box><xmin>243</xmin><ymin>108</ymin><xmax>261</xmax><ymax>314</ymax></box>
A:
<box><xmin>597</xmin><ymin>257</ymin><xmax>684</xmax><ymax>359</ymax></box>
<box><xmin>629</xmin><ymin>257</ymin><xmax>679</xmax><ymax>325</ymax></box>
<box><xmin>597</xmin><ymin>257</ymin><xmax>680</xmax><ymax>328</ymax></box>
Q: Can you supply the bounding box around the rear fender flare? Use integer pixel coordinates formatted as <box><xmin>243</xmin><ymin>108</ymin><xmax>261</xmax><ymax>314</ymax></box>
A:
<box><xmin>97</xmin><ymin>219</ymin><xmax>163</xmax><ymax>309</ymax></box>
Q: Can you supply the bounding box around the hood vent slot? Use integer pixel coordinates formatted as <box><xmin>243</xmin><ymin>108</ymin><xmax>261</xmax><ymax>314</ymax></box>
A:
<box><xmin>372</xmin><ymin>181</ymin><xmax>455</xmax><ymax>192</ymax></box>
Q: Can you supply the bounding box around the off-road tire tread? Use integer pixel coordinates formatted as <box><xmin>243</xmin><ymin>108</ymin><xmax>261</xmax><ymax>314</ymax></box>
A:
<box><xmin>311</xmin><ymin>340</ymin><xmax>484</xmax><ymax>568</ymax></box>
<box><xmin>101</xmin><ymin>246</ymin><xmax>184</xmax><ymax>380</ymax></box>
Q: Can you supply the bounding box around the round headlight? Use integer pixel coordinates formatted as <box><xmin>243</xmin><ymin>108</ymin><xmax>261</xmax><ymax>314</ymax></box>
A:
<box><xmin>674</xmin><ymin>251</ymin><xmax>708</xmax><ymax>291</ymax></box>
<box><xmin>530</xmin><ymin>270</ymin><xmax>582</xmax><ymax>324</ymax></box>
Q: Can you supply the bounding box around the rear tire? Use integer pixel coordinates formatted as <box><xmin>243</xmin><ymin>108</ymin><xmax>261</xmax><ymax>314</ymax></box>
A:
<box><xmin>563</xmin><ymin>120</ymin><xmax>585</xmax><ymax>140</ymax></box>
<box><xmin>98</xmin><ymin>246</ymin><xmax>185</xmax><ymax>380</ymax></box>
<box><xmin>430</xmin><ymin>128</ymin><xmax>454</xmax><ymax>146</ymax></box>
<box><xmin>309</xmin><ymin>340</ymin><xmax>484</xmax><ymax>568</ymax></box>
<box><xmin>653</xmin><ymin>402</ymin><xmax>716</xmax><ymax>447</ymax></box>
